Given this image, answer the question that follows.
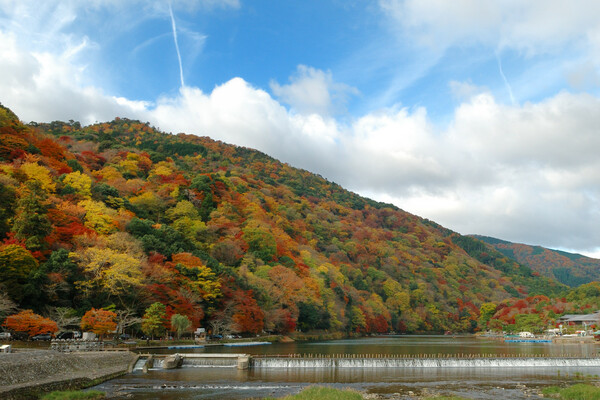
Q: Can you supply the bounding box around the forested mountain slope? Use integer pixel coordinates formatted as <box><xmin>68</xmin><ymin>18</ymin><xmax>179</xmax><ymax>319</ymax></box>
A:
<box><xmin>0</xmin><ymin>103</ymin><xmax>565</xmax><ymax>334</ymax></box>
<box><xmin>474</xmin><ymin>235</ymin><xmax>600</xmax><ymax>287</ymax></box>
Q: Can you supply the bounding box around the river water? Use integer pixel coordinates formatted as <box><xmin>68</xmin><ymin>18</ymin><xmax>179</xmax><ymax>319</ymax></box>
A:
<box><xmin>94</xmin><ymin>335</ymin><xmax>600</xmax><ymax>399</ymax></box>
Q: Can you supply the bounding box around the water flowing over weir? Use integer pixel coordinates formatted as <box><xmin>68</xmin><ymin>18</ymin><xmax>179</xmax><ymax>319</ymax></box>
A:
<box><xmin>184</xmin><ymin>358</ymin><xmax>238</xmax><ymax>367</ymax></box>
<box><xmin>135</xmin><ymin>353</ymin><xmax>600</xmax><ymax>370</ymax></box>
<box><xmin>132</xmin><ymin>358</ymin><xmax>147</xmax><ymax>371</ymax></box>
<box><xmin>251</xmin><ymin>356</ymin><xmax>600</xmax><ymax>369</ymax></box>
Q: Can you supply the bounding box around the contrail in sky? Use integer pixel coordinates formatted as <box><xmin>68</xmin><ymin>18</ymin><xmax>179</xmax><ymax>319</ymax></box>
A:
<box><xmin>496</xmin><ymin>52</ymin><xmax>515</xmax><ymax>105</ymax></box>
<box><xmin>168</xmin><ymin>1</ymin><xmax>185</xmax><ymax>88</ymax></box>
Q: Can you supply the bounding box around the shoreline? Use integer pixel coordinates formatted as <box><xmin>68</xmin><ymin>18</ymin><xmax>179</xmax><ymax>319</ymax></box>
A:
<box><xmin>0</xmin><ymin>350</ymin><xmax>137</xmax><ymax>400</ymax></box>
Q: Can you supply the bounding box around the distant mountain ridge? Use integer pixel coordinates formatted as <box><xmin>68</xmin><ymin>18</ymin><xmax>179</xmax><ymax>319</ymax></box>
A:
<box><xmin>473</xmin><ymin>235</ymin><xmax>600</xmax><ymax>287</ymax></box>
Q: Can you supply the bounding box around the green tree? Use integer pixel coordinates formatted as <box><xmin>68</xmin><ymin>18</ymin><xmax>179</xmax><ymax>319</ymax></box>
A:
<box><xmin>242</xmin><ymin>224</ymin><xmax>277</xmax><ymax>263</ymax></box>
<box><xmin>40</xmin><ymin>249</ymin><xmax>81</xmax><ymax>306</ymax></box>
<box><xmin>297</xmin><ymin>302</ymin><xmax>330</xmax><ymax>331</ymax></box>
<box><xmin>12</xmin><ymin>181</ymin><xmax>52</xmax><ymax>251</ymax></box>
<box><xmin>66</xmin><ymin>158</ymin><xmax>84</xmax><ymax>173</ymax></box>
<box><xmin>170</xmin><ymin>314</ymin><xmax>191</xmax><ymax>339</ymax></box>
<box><xmin>129</xmin><ymin>191</ymin><xmax>165</xmax><ymax>221</ymax></box>
<box><xmin>142</xmin><ymin>302</ymin><xmax>167</xmax><ymax>339</ymax></box>
<box><xmin>22</xmin><ymin>249</ymin><xmax>83</xmax><ymax>310</ymax></box>
<box><xmin>190</xmin><ymin>175</ymin><xmax>216</xmax><ymax>221</ymax></box>
<box><xmin>514</xmin><ymin>313</ymin><xmax>543</xmax><ymax>334</ymax></box>
<box><xmin>0</xmin><ymin>182</ymin><xmax>16</xmax><ymax>239</ymax></box>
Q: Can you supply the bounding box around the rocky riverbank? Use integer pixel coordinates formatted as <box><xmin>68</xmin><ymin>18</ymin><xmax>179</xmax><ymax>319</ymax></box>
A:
<box><xmin>0</xmin><ymin>350</ymin><xmax>137</xmax><ymax>399</ymax></box>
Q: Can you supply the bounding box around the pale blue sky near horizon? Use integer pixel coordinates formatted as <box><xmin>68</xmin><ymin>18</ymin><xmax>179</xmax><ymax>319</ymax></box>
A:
<box><xmin>1</xmin><ymin>0</ymin><xmax>600</xmax><ymax>257</ymax></box>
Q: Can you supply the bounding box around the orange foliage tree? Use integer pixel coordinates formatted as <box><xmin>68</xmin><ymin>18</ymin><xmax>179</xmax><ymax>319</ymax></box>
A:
<box><xmin>231</xmin><ymin>290</ymin><xmax>264</xmax><ymax>334</ymax></box>
<box><xmin>3</xmin><ymin>310</ymin><xmax>58</xmax><ymax>337</ymax></box>
<box><xmin>80</xmin><ymin>308</ymin><xmax>117</xmax><ymax>338</ymax></box>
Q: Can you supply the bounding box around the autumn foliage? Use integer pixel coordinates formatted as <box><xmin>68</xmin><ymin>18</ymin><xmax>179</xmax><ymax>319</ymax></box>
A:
<box><xmin>3</xmin><ymin>310</ymin><xmax>58</xmax><ymax>337</ymax></box>
<box><xmin>476</xmin><ymin>236</ymin><xmax>600</xmax><ymax>288</ymax></box>
<box><xmin>0</xmin><ymin>104</ymin><xmax>579</xmax><ymax>336</ymax></box>
<box><xmin>80</xmin><ymin>308</ymin><xmax>117</xmax><ymax>337</ymax></box>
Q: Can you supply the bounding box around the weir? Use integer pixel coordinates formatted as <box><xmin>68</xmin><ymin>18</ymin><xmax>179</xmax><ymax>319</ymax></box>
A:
<box><xmin>251</xmin><ymin>356</ymin><xmax>600</xmax><ymax>368</ymax></box>
<box><xmin>135</xmin><ymin>354</ymin><xmax>249</xmax><ymax>371</ymax></box>
<box><xmin>134</xmin><ymin>353</ymin><xmax>600</xmax><ymax>371</ymax></box>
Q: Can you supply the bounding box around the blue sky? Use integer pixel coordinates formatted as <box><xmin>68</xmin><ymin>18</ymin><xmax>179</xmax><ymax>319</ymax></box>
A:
<box><xmin>1</xmin><ymin>0</ymin><xmax>600</xmax><ymax>257</ymax></box>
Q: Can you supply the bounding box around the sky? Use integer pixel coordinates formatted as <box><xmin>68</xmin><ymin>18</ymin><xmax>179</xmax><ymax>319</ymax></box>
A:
<box><xmin>1</xmin><ymin>0</ymin><xmax>600</xmax><ymax>258</ymax></box>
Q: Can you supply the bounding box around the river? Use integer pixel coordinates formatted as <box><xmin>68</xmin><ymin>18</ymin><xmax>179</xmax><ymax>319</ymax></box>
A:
<box><xmin>94</xmin><ymin>335</ymin><xmax>600</xmax><ymax>399</ymax></box>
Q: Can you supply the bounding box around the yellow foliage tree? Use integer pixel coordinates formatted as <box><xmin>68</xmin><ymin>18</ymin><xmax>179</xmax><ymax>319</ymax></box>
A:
<box><xmin>165</xmin><ymin>200</ymin><xmax>199</xmax><ymax>221</ymax></box>
<box><xmin>73</xmin><ymin>246</ymin><xmax>143</xmax><ymax>299</ymax></box>
<box><xmin>94</xmin><ymin>166</ymin><xmax>123</xmax><ymax>182</ymax></box>
<box><xmin>118</xmin><ymin>153</ymin><xmax>140</xmax><ymax>176</ymax></box>
<box><xmin>149</xmin><ymin>162</ymin><xmax>174</xmax><ymax>179</ymax></box>
<box><xmin>78</xmin><ymin>199</ymin><xmax>118</xmax><ymax>234</ymax></box>
<box><xmin>383</xmin><ymin>278</ymin><xmax>410</xmax><ymax>313</ymax></box>
<box><xmin>20</xmin><ymin>162</ymin><xmax>55</xmax><ymax>192</ymax></box>
<box><xmin>129</xmin><ymin>191</ymin><xmax>165</xmax><ymax>220</ymax></box>
<box><xmin>62</xmin><ymin>171</ymin><xmax>92</xmax><ymax>198</ymax></box>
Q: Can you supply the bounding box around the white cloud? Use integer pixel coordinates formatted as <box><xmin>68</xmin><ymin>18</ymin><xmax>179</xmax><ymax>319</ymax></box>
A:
<box><xmin>2</xmin><ymin>27</ymin><xmax>600</xmax><ymax>255</ymax></box>
<box><xmin>378</xmin><ymin>0</ymin><xmax>600</xmax><ymax>98</ymax></box>
<box><xmin>379</xmin><ymin>0</ymin><xmax>600</xmax><ymax>55</ymax></box>
<box><xmin>567</xmin><ymin>61</ymin><xmax>600</xmax><ymax>90</ymax></box>
<box><xmin>360</xmin><ymin>91</ymin><xmax>600</xmax><ymax>254</ymax></box>
<box><xmin>0</xmin><ymin>31</ymin><xmax>147</xmax><ymax>124</ymax></box>
<box><xmin>270</xmin><ymin>65</ymin><xmax>359</xmax><ymax>117</ymax></box>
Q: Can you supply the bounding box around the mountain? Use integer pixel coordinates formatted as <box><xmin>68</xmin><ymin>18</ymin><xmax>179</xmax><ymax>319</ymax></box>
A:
<box><xmin>473</xmin><ymin>235</ymin><xmax>600</xmax><ymax>287</ymax></box>
<box><xmin>0</xmin><ymin>103</ymin><xmax>566</xmax><ymax>334</ymax></box>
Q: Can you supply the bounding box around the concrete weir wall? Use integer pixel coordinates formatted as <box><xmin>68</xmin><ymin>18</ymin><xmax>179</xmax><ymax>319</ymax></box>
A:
<box><xmin>0</xmin><ymin>350</ymin><xmax>137</xmax><ymax>400</ymax></box>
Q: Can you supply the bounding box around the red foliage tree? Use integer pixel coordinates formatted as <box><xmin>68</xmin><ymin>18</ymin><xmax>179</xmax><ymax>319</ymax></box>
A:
<box><xmin>36</xmin><ymin>138</ymin><xmax>66</xmax><ymax>160</ymax></box>
<box><xmin>370</xmin><ymin>314</ymin><xmax>390</xmax><ymax>333</ymax></box>
<box><xmin>231</xmin><ymin>290</ymin><xmax>264</xmax><ymax>334</ymax></box>
<box><xmin>147</xmin><ymin>283</ymin><xmax>204</xmax><ymax>328</ymax></box>
<box><xmin>3</xmin><ymin>310</ymin><xmax>58</xmax><ymax>337</ymax></box>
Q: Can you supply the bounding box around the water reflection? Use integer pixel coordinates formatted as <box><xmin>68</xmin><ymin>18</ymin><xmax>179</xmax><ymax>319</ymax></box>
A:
<box><xmin>148</xmin><ymin>335</ymin><xmax>598</xmax><ymax>358</ymax></box>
